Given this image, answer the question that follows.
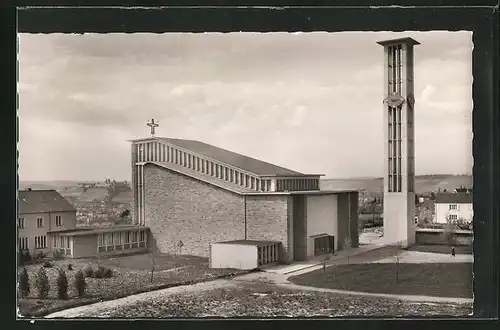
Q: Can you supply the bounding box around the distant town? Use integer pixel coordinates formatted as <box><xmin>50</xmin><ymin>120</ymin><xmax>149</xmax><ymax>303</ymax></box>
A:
<box><xmin>19</xmin><ymin>173</ymin><xmax>473</xmax><ymax>232</ymax></box>
<box><xmin>20</xmin><ymin>178</ymin><xmax>133</xmax><ymax>228</ymax></box>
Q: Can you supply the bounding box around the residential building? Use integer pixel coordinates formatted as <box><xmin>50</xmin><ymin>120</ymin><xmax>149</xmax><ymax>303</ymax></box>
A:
<box><xmin>18</xmin><ymin>189</ymin><xmax>77</xmax><ymax>255</ymax></box>
<box><xmin>434</xmin><ymin>192</ymin><xmax>473</xmax><ymax>224</ymax></box>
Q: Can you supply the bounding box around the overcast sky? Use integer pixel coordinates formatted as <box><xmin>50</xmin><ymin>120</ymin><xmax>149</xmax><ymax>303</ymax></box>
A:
<box><xmin>18</xmin><ymin>31</ymin><xmax>473</xmax><ymax>182</ymax></box>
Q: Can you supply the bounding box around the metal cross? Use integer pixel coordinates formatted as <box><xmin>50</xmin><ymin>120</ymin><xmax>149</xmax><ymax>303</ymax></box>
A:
<box><xmin>147</xmin><ymin>118</ymin><xmax>159</xmax><ymax>137</ymax></box>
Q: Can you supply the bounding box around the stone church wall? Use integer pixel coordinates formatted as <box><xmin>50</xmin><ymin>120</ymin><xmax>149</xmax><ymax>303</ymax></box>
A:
<box><xmin>143</xmin><ymin>164</ymin><xmax>290</xmax><ymax>258</ymax></box>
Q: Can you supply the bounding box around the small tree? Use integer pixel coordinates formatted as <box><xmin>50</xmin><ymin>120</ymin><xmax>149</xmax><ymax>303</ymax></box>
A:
<box><xmin>443</xmin><ymin>220</ymin><xmax>457</xmax><ymax>245</ymax></box>
<box><xmin>19</xmin><ymin>268</ymin><xmax>30</xmax><ymax>298</ymax></box>
<box><xmin>394</xmin><ymin>241</ymin><xmax>403</xmax><ymax>283</ymax></box>
<box><xmin>74</xmin><ymin>269</ymin><xmax>87</xmax><ymax>298</ymax></box>
<box><xmin>56</xmin><ymin>268</ymin><xmax>69</xmax><ymax>300</ymax></box>
<box><xmin>35</xmin><ymin>267</ymin><xmax>50</xmax><ymax>299</ymax></box>
<box><xmin>343</xmin><ymin>237</ymin><xmax>352</xmax><ymax>264</ymax></box>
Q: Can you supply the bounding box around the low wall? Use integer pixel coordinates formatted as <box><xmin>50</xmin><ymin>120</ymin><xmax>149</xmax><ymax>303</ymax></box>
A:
<box><xmin>415</xmin><ymin>229</ymin><xmax>473</xmax><ymax>246</ymax></box>
<box><xmin>210</xmin><ymin>243</ymin><xmax>258</xmax><ymax>270</ymax></box>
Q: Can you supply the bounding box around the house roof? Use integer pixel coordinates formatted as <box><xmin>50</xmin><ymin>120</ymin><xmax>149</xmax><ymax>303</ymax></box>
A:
<box><xmin>435</xmin><ymin>193</ymin><xmax>473</xmax><ymax>204</ymax></box>
<box><xmin>19</xmin><ymin>189</ymin><xmax>76</xmax><ymax>214</ymax></box>
<box><xmin>134</xmin><ymin>137</ymin><xmax>304</xmax><ymax>176</ymax></box>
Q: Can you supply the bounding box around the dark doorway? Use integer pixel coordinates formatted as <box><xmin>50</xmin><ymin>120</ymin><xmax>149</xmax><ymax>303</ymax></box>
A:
<box><xmin>293</xmin><ymin>195</ymin><xmax>307</xmax><ymax>261</ymax></box>
<box><xmin>314</xmin><ymin>235</ymin><xmax>335</xmax><ymax>256</ymax></box>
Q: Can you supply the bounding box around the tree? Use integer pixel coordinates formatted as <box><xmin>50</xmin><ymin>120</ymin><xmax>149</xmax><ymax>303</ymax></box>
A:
<box><xmin>393</xmin><ymin>241</ymin><xmax>403</xmax><ymax>283</ymax></box>
<box><xmin>19</xmin><ymin>268</ymin><xmax>30</xmax><ymax>298</ymax></box>
<box><xmin>35</xmin><ymin>267</ymin><xmax>50</xmax><ymax>299</ymax></box>
<box><xmin>442</xmin><ymin>219</ymin><xmax>457</xmax><ymax>245</ymax></box>
<box><xmin>343</xmin><ymin>237</ymin><xmax>352</xmax><ymax>264</ymax></box>
<box><xmin>74</xmin><ymin>269</ymin><xmax>87</xmax><ymax>298</ymax></box>
<box><xmin>56</xmin><ymin>268</ymin><xmax>69</xmax><ymax>300</ymax></box>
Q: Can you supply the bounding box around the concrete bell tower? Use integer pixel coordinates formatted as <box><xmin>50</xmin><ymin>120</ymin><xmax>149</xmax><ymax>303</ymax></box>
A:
<box><xmin>377</xmin><ymin>37</ymin><xmax>419</xmax><ymax>248</ymax></box>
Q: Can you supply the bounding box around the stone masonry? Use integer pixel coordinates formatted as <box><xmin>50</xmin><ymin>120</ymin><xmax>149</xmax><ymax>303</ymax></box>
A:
<box><xmin>246</xmin><ymin>195</ymin><xmax>291</xmax><ymax>262</ymax></box>
<box><xmin>143</xmin><ymin>164</ymin><xmax>246</xmax><ymax>257</ymax></box>
<box><xmin>143</xmin><ymin>164</ymin><xmax>292</xmax><ymax>258</ymax></box>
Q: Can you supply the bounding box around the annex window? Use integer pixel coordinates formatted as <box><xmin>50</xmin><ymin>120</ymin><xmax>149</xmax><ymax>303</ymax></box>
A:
<box><xmin>18</xmin><ymin>217</ymin><xmax>25</xmax><ymax>229</ymax></box>
<box><xmin>449</xmin><ymin>214</ymin><xmax>458</xmax><ymax>221</ymax></box>
<box><xmin>449</xmin><ymin>204</ymin><xmax>458</xmax><ymax>210</ymax></box>
<box><xmin>124</xmin><ymin>231</ymin><xmax>130</xmax><ymax>244</ymax></box>
<box><xmin>55</xmin><ymin>215</ymin><xmax>63</xmax><ymax>227</ymax></box>
<box><xmin>18</xmin><ymin>237</ymin><xmax>29</xmax><ymax>250</ymax></box>
<box><xmin>34</xmin><ymin>236</ymin><xmax>47</xmax><ymax>249</ymax></box>
<box><xmin>36</xmin><ymin>217</ymin><xmax>43</xmax><ymax>228</ymax></box>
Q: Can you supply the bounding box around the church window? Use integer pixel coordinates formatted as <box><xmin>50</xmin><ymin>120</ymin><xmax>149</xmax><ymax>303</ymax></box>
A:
<box><xmin>131</xmin><ymin>231</ymin><xmax>138</xmax><ymax>242</ymax></box>
<box><xmin>37</xmin><ymin>217</ymin><xmax>43</xmax><ymax>228</ymax></box>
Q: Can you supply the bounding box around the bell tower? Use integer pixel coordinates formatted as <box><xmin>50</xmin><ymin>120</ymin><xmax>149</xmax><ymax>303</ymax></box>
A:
<box><xmin>377</xmin><ymin>37</ymin><xmax>419</xmax><ymax>248</ymax></box>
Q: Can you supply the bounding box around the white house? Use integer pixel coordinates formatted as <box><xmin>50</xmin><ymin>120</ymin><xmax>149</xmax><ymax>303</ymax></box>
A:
<box><xmin>434</xmin><ymin>192</ymin><xmax>473</xmax><ymax>224</ymax></box>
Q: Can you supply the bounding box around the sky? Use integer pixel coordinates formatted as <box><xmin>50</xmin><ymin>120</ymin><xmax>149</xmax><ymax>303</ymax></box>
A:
<box><xmin>18</xmin><ymin>31</ymin><xmax>473</xmax><ymax>182</ymax></box>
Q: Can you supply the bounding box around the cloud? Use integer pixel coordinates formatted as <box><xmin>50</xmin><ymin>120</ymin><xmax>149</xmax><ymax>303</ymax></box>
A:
<box><xmin>18</xmin><ymin>31</ymin><xmax>473</xmax><ymax>181</ymax></box>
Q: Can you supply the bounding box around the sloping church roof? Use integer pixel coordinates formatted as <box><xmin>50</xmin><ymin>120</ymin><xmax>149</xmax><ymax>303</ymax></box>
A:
<box><xmin>19</xmin><ymin>189</ymin><xmax>76</xmax><ymax>214</ymax></box>
<box><xmin>154</xmin><ymin>137</ymin><xmax>304</xmax><ymax>176</ymax></box>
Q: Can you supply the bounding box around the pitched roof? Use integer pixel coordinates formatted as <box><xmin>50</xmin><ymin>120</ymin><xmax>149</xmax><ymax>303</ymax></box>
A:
<box><xmin>435</xmin><ymin>193</ymin><xmax>473</xmax><ymax>204</ymax></box>
<box><xmin>19</xmin><ymin>189</ymin><xmax>76</xmax><ymax>214</ymax></box>
<box><xmin>156</xmin><ymin>137</ymin><xmax>303</xmax><ymax>176</ymax></box>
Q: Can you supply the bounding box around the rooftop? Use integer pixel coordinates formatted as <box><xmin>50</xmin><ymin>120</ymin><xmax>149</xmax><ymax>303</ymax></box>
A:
<box><xmin>48</xmin><ymin>225</ymin><xmax>148</xmax><ymax>237</ymax></box>
<box><xmin>376</xmin><ymin>37</ymin><xmax>421</xmax><ymax>47</ymax></box>
<box><xmin>142</xmin><ymin>161</ymin><xmax>360</xmax><ymax>196</ymax></box>
<box><xmin>435</xmin><ymin>192</ymin><xmax>473</xmax><ymax>204</ymax></box>
<box><xmin>215</xmin><ymin>239</ymin><xmax>282</xmax><ymax>247</ymax></box>
<box><xmin>132</xmin><ymin>137</ymin><xmax>306</xmax><ymax>176</ymax></box>
<box><xmin>19</xmin><ymin>189</ymin><xmax>76</xmax><ymax>214</ymax></box>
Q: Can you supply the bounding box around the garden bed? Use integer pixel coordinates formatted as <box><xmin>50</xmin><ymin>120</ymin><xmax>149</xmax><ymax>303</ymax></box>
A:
<box><xmin>288</xmin><ymin>262</ymin><xmax>473</xmax><ymax>299</ymax></box>
<box><xmin>71</xmin><ymin>281</ymin><xmax>472</xmax><ymax>318</ymax></box>
<box><xmin>17</xmin><ymin>252</ymin><xmax>248</xmax><ymax>317</ymax></box>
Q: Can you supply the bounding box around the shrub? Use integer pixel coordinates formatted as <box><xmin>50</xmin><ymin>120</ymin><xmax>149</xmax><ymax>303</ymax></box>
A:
<box><xmin>83</xmin><ymin>264</ymin><xmax>94</xmax><ymax>278</ymax></box>
<box><xmin>56</xmin><ymin>268</ymin><xmax>69</xmax><ymax>300</ymax></box>
<box><xmin>43</xmin><ymin>260</ymin><xmax>54</xmax><ymax>268</ymax></box>
<box><xmin>52</xmin><ymin>249</ymin><xmax>64</xmax><ymax>260</ymax></box>
<box><xmin>94</xmin><ymin>266</ymin><xmax>113</xmax><ymax>279</ymax></box>
<box><xmin>35</xmin><ymin>267</ymin><xmax>50</xmax><ymax>299</ymax></box>
<box><xmin>19</xmin><ymin>268</ymin><xmax>30</xmax><ymax>298</ymax></box>
<box><xmin>19</xmin><ymin>250</ymin><xmax>32</xmax><ymax>265</ymax></box>
<box><xmin>73</xmin><ymin>269</ymin><xmax>86</xmax><ymax>298</ymax></box>
<box><xmin>36</xmin><ymin>251</ymin><xmax>46</xmax><ymax>261</ymax></box>
<box><xmin>67</xmin><ymin>263</ymin><xmax>73</xmax><ymax>271</ymax></box>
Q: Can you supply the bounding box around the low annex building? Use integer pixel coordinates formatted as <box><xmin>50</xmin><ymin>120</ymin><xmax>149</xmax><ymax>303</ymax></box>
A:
<box><xmin>130</xmin><ymin>136</ymin><xmax>360</xmax><ymax>266</ymax></box>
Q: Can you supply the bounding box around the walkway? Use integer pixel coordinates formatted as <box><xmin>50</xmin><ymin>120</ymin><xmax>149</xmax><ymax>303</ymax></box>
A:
<box><xmin>46</xmin><ymin>245</ymin><xmax>472</xmax><ymax>318</ymax></box>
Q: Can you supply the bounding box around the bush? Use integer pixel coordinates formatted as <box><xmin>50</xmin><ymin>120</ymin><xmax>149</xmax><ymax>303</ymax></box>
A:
<box><xmin>19</xmin><ymin>268</ymin><xmax>30</xmax><ymax>298</ymax></box>
<box><xmin>43</xmin><ymin>260</ymin><xmax>54</xmax><ymax>268</ymax></box>
<box><xmin>36</xmin><ymin>251</ymin><xmax>46</xmax><ymax>261</ymax></box>
<box><xmin>35</xmin><ymin>267</ymin><xmax>50</xmax><ymax>299</ymax></box>
<box><xmin>74</xmin><ymin>269</ymin><xmax>87</xmax><ymax>298</ymax></box>
<box><xmin>52</xmin><ymin>250</ymin><xmax>64</xmax><ymax>260</ymax></box>
<box><xmin>83</xmin><ymin>264</ymin><xmax>94</xmax><ymax>278</ymax></box>
<box><xmin>56</xmin><ymin>268</ymin><xmax>69</xmax><ymax>300</ymax></box>
<box><xmin>19</xmin><ymin>250</ymin><xmax>32</xmax><ymax>265</ymax></box>
<box><xmin>94</xmin><ymin>266</ymin><xmax>113</xmax><ymax>279</ymax></box>
<box><xmin>67</xmin><ymin>263</ymin><xmax>73</xmax><ymax>271</ymax></box>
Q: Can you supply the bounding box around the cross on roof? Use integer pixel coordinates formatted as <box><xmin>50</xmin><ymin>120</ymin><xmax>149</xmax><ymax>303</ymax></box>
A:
<box><xmin>147</xmin><ymin>118</ymin><xmax>159</xmax><ymax>137</ymax></box>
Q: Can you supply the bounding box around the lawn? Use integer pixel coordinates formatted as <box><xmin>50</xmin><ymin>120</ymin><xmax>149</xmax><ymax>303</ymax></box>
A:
<box><xmin>289</xmin><ymin>263</ymin><xmax>472</xmax><ymax>299</ymax></box>
<box><xmin>406</xmin><ymin>245</ymin><xmax>473</xmax><ymax>255</ymax></box>
<box><xmin>17</xmin><ymin>252</ymin><xmax>247</xmax><ymax>317</ymax></box>
<box><xmin>72</xmin><ymin>281</ymin><xmax>472</xmax><ymax>318</ymax></box>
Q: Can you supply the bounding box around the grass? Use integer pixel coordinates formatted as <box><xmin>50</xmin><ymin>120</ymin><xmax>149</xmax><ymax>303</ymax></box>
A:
<box><xmin>406</xmin><ymin>245</ymin><xmax>473</xmax><ymax>255</ymax></box>
<box><xmin>71</xmin><ymin>281</ymin><xmax>472</xmax><ymax>318</ymax></box>
<box><xmin>17</xmin><ymin>252</ymin><xmax>247</xmax><ymax>318</ymax></box>
<box><xmin>289</xmin><ymin>263</ymin><xmax>472</xmax><ymax>299</ymax></box>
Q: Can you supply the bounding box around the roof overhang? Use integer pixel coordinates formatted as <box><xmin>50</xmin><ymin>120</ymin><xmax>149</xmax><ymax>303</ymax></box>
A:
<box><xmin>376</xmin><ymin>37</ymin><xmax>421</xmax><ymax>47</ymax></box>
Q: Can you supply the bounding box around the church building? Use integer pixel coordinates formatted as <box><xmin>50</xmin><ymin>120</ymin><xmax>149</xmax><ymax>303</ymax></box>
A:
<box><xmin>130</xmin><ymin>130</ymin><xmax>360</xmax><ymax>265</ymax></box>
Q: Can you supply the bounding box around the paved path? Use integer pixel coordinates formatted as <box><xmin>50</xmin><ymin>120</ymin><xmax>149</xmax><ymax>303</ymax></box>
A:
<box><xmin>46</xmin><ymin>246</ymin><xmax>472</xmax><ymax>318</ymax></box>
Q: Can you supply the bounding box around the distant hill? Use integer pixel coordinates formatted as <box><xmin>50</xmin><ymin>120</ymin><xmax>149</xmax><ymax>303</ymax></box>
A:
<box><xmin>321</xmin><ymin>175</ymin><xmax>472</xmax><ymax>193</ymax></box>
